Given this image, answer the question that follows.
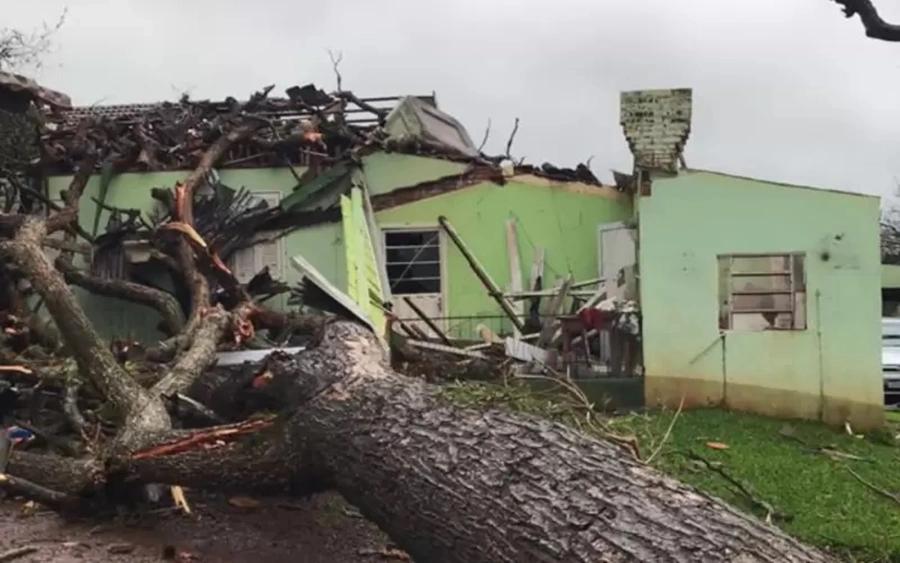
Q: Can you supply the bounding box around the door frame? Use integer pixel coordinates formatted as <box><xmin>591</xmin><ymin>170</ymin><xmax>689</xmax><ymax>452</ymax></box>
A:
<box><xmin>597</xmin><ymin>221</ymin><xmax>635</xmax><ymax>280</ymax></box>
<box><xmin>379</xmin><ymin>222</ymin><xmax>450</xmax><ymax>325</ymax></box>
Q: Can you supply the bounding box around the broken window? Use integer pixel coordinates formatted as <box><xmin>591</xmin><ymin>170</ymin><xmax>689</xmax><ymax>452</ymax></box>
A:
<box><xmin>384</xmin><ymin>229</ymin><xmax>441</xmax><ymax>295</ymax></box>
<box><xmin>229</xmin><ymin>192</ymin><xmax>283</xmax><ymax>283</ymax></box>
<box><xmin>718</xmin><ymin>253</ymin><xmax>807</xmax><ymax>331</ymax></box>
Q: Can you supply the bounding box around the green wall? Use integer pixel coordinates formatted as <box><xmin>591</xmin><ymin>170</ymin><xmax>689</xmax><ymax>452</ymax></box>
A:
<box><xmin>883</xmin><ymin>264</ymin><xmax>900</xmax><ymax>289</ymax></box>
<box><xmin>46</xmin><ymin>167</ymin><xmax>307</xmax><ymax>342</ymax></box>
<box><xmin>362</xmin><ymin>153</ymin><xmax>468</xmax><ymax>196</ymax></box>
<box><xmin>639</xmin><ymin>170</ymin><xmax>882</xmax><ymax>428</ymax></box>
<box><xmin>44</xmin><ymin>157</ymin><xmax>632</xmax><ymax>345</ymax></box>
<box><xmin>375</xmin><ymin>178</ymin><xmax>632</xmax><ymax>338</ymax></box>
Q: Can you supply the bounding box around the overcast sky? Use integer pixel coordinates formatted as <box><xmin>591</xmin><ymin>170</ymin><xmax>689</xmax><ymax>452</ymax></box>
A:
<box><xmin>7</xmin><ymin>0</ymin><xmax>900</xmax><ymax>201</ymax></box>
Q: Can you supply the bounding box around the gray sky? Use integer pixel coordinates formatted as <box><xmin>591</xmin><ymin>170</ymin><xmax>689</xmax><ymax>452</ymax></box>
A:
<box><xmin>8</xmin><ymin>0</ymin><xmax>900</xmax><ymax>200</ymax></box>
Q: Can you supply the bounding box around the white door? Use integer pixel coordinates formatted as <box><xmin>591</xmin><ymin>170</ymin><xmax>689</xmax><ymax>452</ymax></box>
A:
<box><xmin>383</xmin><ymin>228</ymin><xmax>445</xmax><ymax>339</ymax></box>
<box><xmin>598</xmin><ymin>222</ymin><xmax>637</xmax><ymax>300</ymax></box>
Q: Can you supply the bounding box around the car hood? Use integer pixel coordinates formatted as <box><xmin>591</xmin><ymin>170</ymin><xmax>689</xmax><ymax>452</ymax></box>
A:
<box><xmin>884</xmin><ymin>347</ymin><xmax>900</xmax><ymax>369</ymax></box>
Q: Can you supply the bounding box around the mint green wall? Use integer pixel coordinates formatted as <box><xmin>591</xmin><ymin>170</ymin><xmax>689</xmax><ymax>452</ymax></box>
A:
<box><xmin>46</xmin><ymin>167</ymin><xmax>307</xmax><ymax>342</ymax></box>
<box><xmin>375</xmin><ymin>179</ymin><xmax>633</xmax><ymax>337</ymax></box>
<box><xmin>883</xmin><ymin>264</ymin><xmax>900</xmax><ymax>289</ymax></box>
<box><xmin>44</xmin><ymin>159</ymin><xmax>631</xmax><ymax>344</ymax></box>
<box><xmin>639</xmin><ymin>170</ymin><xmax>882</xmax><ymax>427</ymax></box>
<box><xmin>294</xmin><ymin>221</ymin><xmax>345</xmax><ymax>291</ymax></box>
<box><xmin>362</xmin><ymin>153</ymin><xmax>468</xmax><ymax>196</ymax></box>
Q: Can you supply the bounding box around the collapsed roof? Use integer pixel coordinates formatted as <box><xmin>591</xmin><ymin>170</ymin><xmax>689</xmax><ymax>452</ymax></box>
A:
<box><xmin>40</xmin><ymin>86</ymin><xmax>486</xmax><ymax>174</ymax></box>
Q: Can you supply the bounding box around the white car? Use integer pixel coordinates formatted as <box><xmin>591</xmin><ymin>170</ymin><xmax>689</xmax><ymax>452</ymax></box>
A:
<box><xmin>883</xmin><ymin>318</ymin><xmax>900</xmax><ymax>407</ymax></box>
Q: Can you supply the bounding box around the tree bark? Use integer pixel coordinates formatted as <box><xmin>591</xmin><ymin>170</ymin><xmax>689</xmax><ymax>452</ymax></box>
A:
<box><xmin>833</xmin><ymin>0</ymin><xmax>900</xmax><ymax>41</ymax></box>
<box><xmin>0</xmin><ymin>217</ymin><xmax>164</xmax><ymax>425</ymax></box>
<box><xmin>116</xmin><ymin>321</ymin><xmax>834</xmax><ymax>563</ymax></box>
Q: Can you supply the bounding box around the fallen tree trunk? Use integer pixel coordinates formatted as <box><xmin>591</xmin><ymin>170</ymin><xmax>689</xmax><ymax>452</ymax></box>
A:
<box><xmin>114</xmin><ymin>321</ymin><xmax>832</xmax><ymax>563</ymax></box>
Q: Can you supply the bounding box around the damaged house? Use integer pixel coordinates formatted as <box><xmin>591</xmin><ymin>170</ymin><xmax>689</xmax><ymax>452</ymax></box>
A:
<box><xmin>8</xmin><ymin>77</ymin><xmax>884</xmax><ymax>430</ymax></box>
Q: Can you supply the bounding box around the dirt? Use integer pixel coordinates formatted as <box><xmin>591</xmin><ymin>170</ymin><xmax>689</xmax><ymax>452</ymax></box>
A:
<box><xmin>0</xmin><ymin>491</ymin><xmax>391</xmax><ymax>562</ymax></box>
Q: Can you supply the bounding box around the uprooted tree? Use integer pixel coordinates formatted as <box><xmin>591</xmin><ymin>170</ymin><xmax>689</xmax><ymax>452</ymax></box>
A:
<box><xmin>0</xmin><ymin>78</ymin><xmax>842</xmax><ymax>561</ymax></box>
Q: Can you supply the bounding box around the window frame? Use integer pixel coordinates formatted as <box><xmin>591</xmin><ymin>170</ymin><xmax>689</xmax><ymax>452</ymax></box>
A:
<box><xmin>718</xmin><ymin>252</ymin><xmax>807</xmax><ymax>332</ymax></box>
<box><xmin>382</xmin><ymin>227</ymin><xmax>444</xmax><ymax>296</ymax></box>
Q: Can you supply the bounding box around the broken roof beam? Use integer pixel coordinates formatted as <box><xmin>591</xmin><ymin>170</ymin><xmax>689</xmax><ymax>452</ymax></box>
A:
<box><xmin>438</xmin><ymin>216</ymin><xmax>525</xmax><ymax>333</ymax></box>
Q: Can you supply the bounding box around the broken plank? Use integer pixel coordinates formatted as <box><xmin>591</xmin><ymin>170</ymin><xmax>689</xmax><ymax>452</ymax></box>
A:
<box><xmin>506</xmin><ymin>219</ymin><xmax>525</xmax><ymax>337</ymax></box>
<box><xmin>466</xmin><ymin>331</ymin><xmax>539</xmax><ymax>351</ymax></box>
<box><xmin>536</xmin><ymin>274</ymin><xmax>573</xmax><ymax>347</ymax></box>
<box><xmin>505</xmin><ymin>289</ymin><xmax>599</xmax><ymax>300</ymax></box>
<box><xmin>504</xmin><ymin>337</ymin><xmax>549</xmax><ymax>363</ymax></box>
<box><xmin>402</xmin><ymin>296</ymin><xmax>454</xmax><ymax>346</ymax></box>
<box><xmin>408</xmin><ymin>340</ymin><xmax>489</xmax><ymax>360</ymax></box>
<box><xmin>439</xmin><ymin>216</ymin><xmax>525</xmax><ymax>332</ymax></box>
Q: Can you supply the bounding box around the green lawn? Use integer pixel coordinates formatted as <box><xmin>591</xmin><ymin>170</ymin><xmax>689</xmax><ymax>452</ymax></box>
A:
<box><xmin>443</xmin><ymin>382</ymin><xmax>900</xmax><ymax>562</ymax></box>
<box><xmin>610</xmin><ymin>408</ymin><xmax>900</xmax><ymax>562</ymax></box>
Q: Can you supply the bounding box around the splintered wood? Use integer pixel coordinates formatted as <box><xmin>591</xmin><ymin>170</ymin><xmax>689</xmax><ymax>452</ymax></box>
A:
<box><xmin>131</xmin><ymin>418</ymin><xmax>275</xmax><ymax>460</ymax></box>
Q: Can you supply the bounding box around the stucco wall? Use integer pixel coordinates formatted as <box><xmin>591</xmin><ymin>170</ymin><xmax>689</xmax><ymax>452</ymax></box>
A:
<box><xmin>375</xmin><ymin>176</ymin><xmax>633</xmax><ymax>337</ymax></box>
<box><xmin>639</xmin><ymin>170</ymin><xmax>883</xmax><ymax>429</ymax></box>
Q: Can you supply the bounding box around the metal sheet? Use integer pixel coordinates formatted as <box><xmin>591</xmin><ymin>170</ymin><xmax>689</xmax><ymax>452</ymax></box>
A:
<box><xmin>215</xmin><ymin>346</ymin><xmax>306</xmax><ymax>366</ymax></box>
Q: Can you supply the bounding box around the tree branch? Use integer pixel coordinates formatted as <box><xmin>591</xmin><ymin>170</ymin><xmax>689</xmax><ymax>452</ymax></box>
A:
<box><xmin>151</xmin><ymin>307</ymin><xmax>233</xmax><ymax>397</ymax></box>
<box><xmin>176</xmin><ymin>122</ymin><xmax>267</xmax><ymax>227</ymax></box>
<box><xmin>477</xmin><ymin>118</ymin><xmax>491</xmax><ymax>153</ymax></box>
<box><xmin>504</xmin><ymin>117</ymin><xmax>520</xmax><ymax>162</ymax></box>
<box><xmin>0</xmin><ymin>218</ymin><xmax>163</xmax><ymax>423</ymax></box>
<box><xmin>55</xmin><ymin>258</ymin><xmax>185</xmax><ymax>336</ymax></box>
<box><xmin>833</xmin><ymin>0</ymin><xmax>900</xmax><ymax>41</ymax></box>
<box><xmin>328</xmin><ymin>50</ymin><xmax>344</xmax><ymax>92</ymax></box>
<box><xmin>46</xmin><ymin>154</ymin><xmax>98</xmax><ymax>234</ymax></box>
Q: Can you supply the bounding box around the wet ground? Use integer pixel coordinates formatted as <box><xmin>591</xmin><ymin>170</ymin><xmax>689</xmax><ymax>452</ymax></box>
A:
<box><xmin>0</xmin><ymin>491</ymin><xmax>392</xmax><ymax>562</ymax></box>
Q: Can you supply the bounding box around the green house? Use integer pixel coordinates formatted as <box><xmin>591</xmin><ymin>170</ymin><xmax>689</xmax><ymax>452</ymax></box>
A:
<box><xmin>639</xmin><ymin>170</ymin><xmax>882</xmax><ymax>429</ymax></box>
<box><xmin>41</xmin><ymin>89</ymin><xmax>885</xmax><ymax>430</ymax></box>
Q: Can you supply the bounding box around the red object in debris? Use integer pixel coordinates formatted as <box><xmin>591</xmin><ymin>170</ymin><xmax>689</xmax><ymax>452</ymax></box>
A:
<box><xmin>577</xmin><ymin>308</ymin><xmax>615</xmax><ymax>331</ymax></box>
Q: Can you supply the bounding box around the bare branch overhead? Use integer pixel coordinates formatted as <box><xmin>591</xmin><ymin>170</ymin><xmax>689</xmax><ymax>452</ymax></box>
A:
<box><xmin>832</xmin><ymin>0</ymin><xmax>900</xmax><ymax>41</ymax></box>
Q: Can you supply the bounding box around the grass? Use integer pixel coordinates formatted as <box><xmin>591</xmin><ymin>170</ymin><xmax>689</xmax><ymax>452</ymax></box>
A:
<box><xmin>442</xmin><ymin>381</ymin><xmax>900</xmax><ymax>562</ymax></box>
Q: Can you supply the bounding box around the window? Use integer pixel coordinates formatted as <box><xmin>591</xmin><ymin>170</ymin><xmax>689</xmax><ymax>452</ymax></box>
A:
<box><xmin>230</xmin><ymin>192</ymin><xmax>283</xmax><ymax>284</ymax></box>
<box><xmin>384</xmin><ymin>229</ymin><xmax>441</xmax><ymax>295</ymax></box>
<box><xmin>718</xmin><ymin>253</ymin><xmax>806</xmax><ymax>331</ymax></box>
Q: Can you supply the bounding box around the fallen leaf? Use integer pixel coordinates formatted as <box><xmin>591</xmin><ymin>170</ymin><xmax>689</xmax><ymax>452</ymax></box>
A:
<box><xmin>228</xmin><ymin>496</ymin><xmax>261</xmax><ymax>509</ymax></box>
<box><xmin>705</xmin><ymin>442</ymin><xmax>729</xmax><ymax>450</ymax></box>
